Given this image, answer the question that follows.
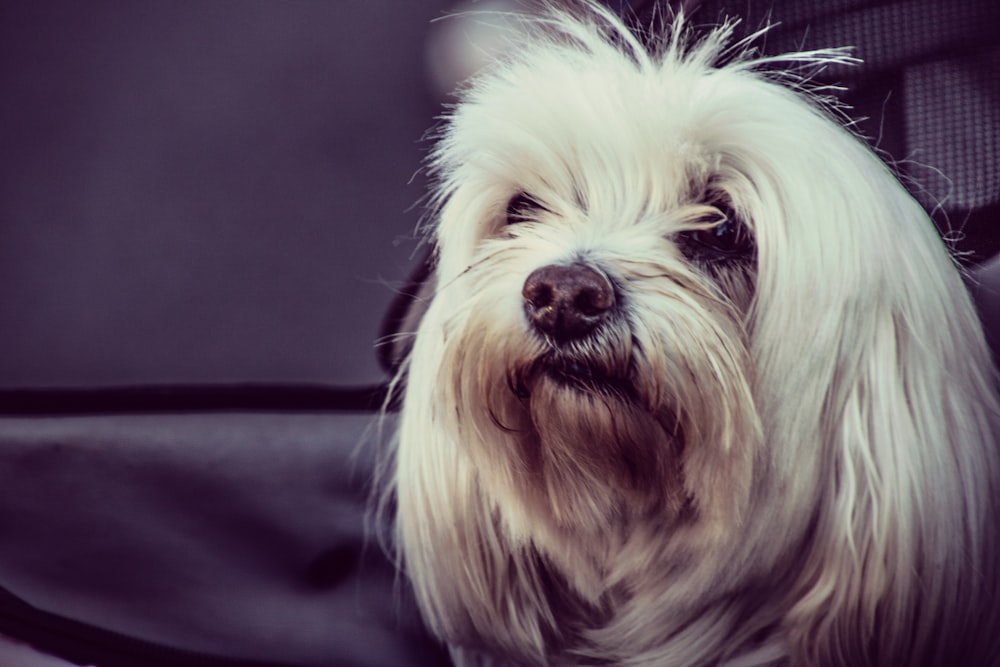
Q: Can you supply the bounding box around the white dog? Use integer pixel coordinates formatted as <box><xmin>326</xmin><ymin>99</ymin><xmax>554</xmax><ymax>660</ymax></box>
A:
<box><xmin>383</xmin><ymin>3</ymin><xmax>1000</xmax><ymax>665</ymax></box>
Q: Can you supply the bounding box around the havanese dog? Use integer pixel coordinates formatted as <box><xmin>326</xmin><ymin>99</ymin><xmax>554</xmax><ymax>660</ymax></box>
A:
<box><xmin>381</xmin><ymin>2</ymin><xmax>1000</xmax><ymax>665</ymax></box>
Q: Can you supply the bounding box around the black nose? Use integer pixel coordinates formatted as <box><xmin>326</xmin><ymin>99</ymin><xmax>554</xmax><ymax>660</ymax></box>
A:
<box><xmin>522</xmin><ymin>263</ymin><xmax>615</xmax><ymax>342</ymax></box>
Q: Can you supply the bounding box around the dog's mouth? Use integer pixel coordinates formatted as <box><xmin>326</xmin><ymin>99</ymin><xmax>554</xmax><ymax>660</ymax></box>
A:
<box><xmin>548</xmin><ymin>357</ymin><xmax>634</xmax><ymax>395</ymax></box>
<box><xmin>510</xmin><ymin>353</ymin><xmax>636</xmax><ymax>401</ymax></box>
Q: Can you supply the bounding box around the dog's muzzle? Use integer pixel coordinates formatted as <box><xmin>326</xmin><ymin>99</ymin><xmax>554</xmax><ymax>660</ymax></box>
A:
<box><xmin>522</xmin><ymin>263</ymin><xmax>616</xmax><ymax>343</ymax></box>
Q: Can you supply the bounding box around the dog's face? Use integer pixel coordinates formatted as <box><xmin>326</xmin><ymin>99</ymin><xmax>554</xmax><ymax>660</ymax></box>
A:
<box><xmin>392</xmin><ymin>6</ymin><xmax>999</xmax><ymax>666</ymax></box>
<box><xmin>427</xmin><ymin>53</ymin><xmax>768</xmax><ymax>536</ymax></box>
<box><xmin>419</xmin><ymin>18</ymin><xmax>872</xmax><ymax>541</ymax></box>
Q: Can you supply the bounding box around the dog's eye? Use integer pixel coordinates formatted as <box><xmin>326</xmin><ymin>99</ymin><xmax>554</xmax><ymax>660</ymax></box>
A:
<box><xmin>505</xmin><ymin>192</ymin><xmax>546</xmax><ymax>224</ymax></box>
<box><xmin>680</xmin><ymin>203</ymin><xmax>754</xmax><ymax>259</ymax></box>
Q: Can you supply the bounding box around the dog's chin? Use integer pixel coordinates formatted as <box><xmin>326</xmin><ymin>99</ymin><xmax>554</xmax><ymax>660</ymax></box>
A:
<box><xmin>508</xmin><ymin>350</ymin><xmax>689</xmax><ymax>525</ymax></box>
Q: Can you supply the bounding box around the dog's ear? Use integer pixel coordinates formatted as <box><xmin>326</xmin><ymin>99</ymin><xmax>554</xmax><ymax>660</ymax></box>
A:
<box><xmin>378</xmin><ymin>249</ymin><xmax>438</xmax><ymax>378</ymax></box>
<box><xmin>772</xmin><ymin>181</ymin><xmax>1000</xmax><ymax>665</ymax></box>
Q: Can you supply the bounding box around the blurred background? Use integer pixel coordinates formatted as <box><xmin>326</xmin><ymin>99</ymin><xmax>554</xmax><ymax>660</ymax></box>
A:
<box><xmin>0</xmin><ymin>1</ymin><xmax>457</xmax><ymax>389</ymax></box>
<box><xmin>0</xmin><ymin>0</ymin><xmax>997</xmax><ymax>391</ymax></box>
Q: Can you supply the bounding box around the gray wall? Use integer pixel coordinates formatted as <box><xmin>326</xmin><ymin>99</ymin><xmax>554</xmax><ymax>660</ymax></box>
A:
<box><xmin>0</xmin><ymin>1</ymin><xmax>450</xmax><ymax>388</ymax></box>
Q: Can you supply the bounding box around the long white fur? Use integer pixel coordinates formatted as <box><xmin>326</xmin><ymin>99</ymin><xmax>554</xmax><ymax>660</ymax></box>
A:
<box><xmin>385</xmin><ymin>3</ymin><xmax>1000</xmax><ymax>665</ymax></box>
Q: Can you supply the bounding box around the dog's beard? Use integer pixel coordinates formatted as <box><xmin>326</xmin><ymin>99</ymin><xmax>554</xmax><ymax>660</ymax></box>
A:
<box><xmin>500</xmin><ymin>326</ymin><xmax>689</xmax><ymax>525</ymax></box>
<box><xmin>435</xmin><ymin>251</ymin><xmax>758</xmax><ymax>540</ymax></box>
<box><xmin>403</xmin><ymin>245</ymin><xmax>778</xmax><ymax>662</ymax></box>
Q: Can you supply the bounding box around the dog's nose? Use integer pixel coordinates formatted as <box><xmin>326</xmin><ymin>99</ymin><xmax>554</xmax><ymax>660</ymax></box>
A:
<box><xmin>522</xmin><ymin>263</ymin><xmax>615</xmax><ymax>341</ymax></box>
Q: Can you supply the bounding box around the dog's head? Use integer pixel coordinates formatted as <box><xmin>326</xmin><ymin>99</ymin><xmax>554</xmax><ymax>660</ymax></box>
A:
<box><xmin>390</xmin><ymin>5</ymin><xmax>999</xmax><ymax>665</ymax></box>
